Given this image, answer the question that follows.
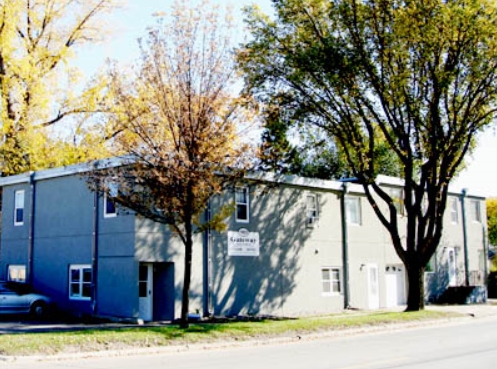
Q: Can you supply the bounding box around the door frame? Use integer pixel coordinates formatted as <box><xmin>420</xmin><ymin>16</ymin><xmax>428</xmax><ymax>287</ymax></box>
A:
<box><xmin>367</xmin><ymin>263</ymin><xmax>380</xmax><ymax>309</ymax></box>
<box><xmin>139</xmin><ymin>263</ymin><xmax>153</xmax><ymax>321</ymax></box>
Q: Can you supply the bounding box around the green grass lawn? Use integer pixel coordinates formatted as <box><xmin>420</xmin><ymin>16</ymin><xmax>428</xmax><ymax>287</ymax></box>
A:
<box><xmin>0</xmin><ymin>310</ymin><xmax>458</xmax><ymax>357</ymax></box>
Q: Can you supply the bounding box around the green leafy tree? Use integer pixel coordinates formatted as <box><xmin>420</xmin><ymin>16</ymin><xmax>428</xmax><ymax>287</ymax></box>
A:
<box><xmin>487</xmin><ymin>198</ymin><xmax>497</xmax><ymax>272</ymax></box>
<box><xmin>259</xmin><ymin>102</ymin><xmax>400</xmax><ymax>180</ymax></box>
<box><xmin>239</xmin><ymin>0</ymin><xmax>497</xmax><ymax>310</ymax></box>
<box><xmin>96</xmin><ymin>0</ymin><xmax>253</xmax><ymax>327</ymax></box>
<box><xmin>487</xmin><ymin>197</ymin><xmax>497</xmax><ymax>242</ymax></box>
<box><xmin>258</xmin><ymin>103</ymin><xmax>304</xmax><ymax>175</ymax></box>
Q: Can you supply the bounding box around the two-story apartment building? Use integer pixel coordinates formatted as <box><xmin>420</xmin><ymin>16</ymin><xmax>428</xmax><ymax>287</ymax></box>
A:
<box><xmin>0</xmin><ymin>161</ymin><xmax>488</xmax><ymax>321</ymax></box>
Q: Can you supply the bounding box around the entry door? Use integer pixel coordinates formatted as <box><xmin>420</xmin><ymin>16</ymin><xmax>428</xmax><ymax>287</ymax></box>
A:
<box><xmin>385</xmin><ymin>265</ymin><xmax>406</xmax><ymax>307</ymax></box>
<box><xmin>139</xmin><ymin>263</ymin><xmax>153</xmax><ymax>321</ymax></box>
<box><xmin>447</xmin><ymin>248</ymin><xmax>457</xmax><ymax>287</ymax></box>
<box><xmin>367</xmin><ymin>264</ymin><xmax>380</xmax><ymax>309</ymax></box>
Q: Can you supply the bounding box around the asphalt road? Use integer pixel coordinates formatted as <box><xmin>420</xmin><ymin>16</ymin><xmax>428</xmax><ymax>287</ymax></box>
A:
<box><xmin>4</xmin><ymin>315</ymin><xmax>497</xmax><ymax>369</ymax></box>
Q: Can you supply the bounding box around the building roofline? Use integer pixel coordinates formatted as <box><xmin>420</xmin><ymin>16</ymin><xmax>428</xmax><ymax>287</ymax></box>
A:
<box><xmin>0</xmin><ymin>158</ymin><xmax>485</xmax><ymax>198</ymax></box>
<box><xmin>0</xmin><ymin>157</ymin><xmax>130</xmax><ymax>187</ymax></box>
<box><xmin>243</xmin><ymin>171</ymin><xmax>359</xmax><ymax>193</ymax></box>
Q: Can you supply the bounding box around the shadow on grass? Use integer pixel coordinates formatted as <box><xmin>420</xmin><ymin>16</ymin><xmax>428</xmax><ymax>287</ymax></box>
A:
<box><xmin>0</xmin><ymin>310</ymin><xmax>459</xmax><ymax>356</ymax></box>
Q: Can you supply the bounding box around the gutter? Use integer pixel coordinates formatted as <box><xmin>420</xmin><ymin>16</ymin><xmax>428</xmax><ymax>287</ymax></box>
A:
<box><xmin>91</xmin><ymin>185</ymin><xmax>100</xmax><ymax>316</ymax></box>
<box><xmin>482</xmin><ymin>224</ymin><xmax>489</xmax><ymax>292</ymax></box>
<box><xmin>27</xmin><ymin>172</ymin><xmax>36</xmax><ymax>285</ymax></box>
<box><xmin>340</xmin><ymin>182</ymin><xmax>351</xmax><ymax>309</ymax></box>
<box><xmin>460</xmin><ymin>189</ymin><xmax>470</xmax><ymax>286</ymax></box>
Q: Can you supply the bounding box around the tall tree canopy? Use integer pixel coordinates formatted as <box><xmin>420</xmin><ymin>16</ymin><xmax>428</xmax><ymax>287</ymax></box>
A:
<box><xmin>257</xmin><ymin>102</ymin><xmax>402</xmax><ymax>179</ymax></box>
<box><xmin>0</xmin><ymin>0</ymin><xmax>119</xmax><ymax>175</ymax></box>
<box><xmin>98</xmin><ymin>0</ymin><xmax>253</xmax><ymax>327</ymax></box>
<box><xmin>238</xmin><ymin>0</ymin><xmax>497</xmax><ymax>310</ymax></box>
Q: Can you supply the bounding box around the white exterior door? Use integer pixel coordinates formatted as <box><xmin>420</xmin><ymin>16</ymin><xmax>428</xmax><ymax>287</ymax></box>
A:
<box><xmin>385</xmin><ymin>265</ymin><xmax>406</xmax><ymax>307</ymax></box>
<box><xmin>367</xmin><ymin>264</ymin><xmax>380</xmax><ymax>309</ymax></box>
<box><xmin>139</xmin><ymin>263</ymin><xmax>153</xmax><ymax>321</ymax></box>
<box><xmin>447</xmin><ymin>248</ymin><xmax>457</xmax><ymax>287</ymax></box>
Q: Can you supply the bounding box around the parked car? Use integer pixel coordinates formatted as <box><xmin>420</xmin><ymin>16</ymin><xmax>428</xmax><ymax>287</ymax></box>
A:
<box><xmin>0</xmin><ymin>281</ymin><xmax>51</xmax><ymax>317</ymax></box>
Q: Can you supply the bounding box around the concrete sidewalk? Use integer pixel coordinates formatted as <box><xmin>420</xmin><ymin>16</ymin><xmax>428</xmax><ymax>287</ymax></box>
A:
<box><xmin>1</xmin><ymin>301</ymin><xmax>496</xmax><ymax>334</ymax></box>
<box><xmin>426</xmin><ymin>300</ymin><xmax>497</xmax><ymax>318</ymax></box>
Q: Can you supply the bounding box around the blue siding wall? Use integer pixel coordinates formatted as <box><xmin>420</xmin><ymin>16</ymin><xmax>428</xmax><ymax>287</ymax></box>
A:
<box><xmin>97</xmin><ymin>258</ymin><xmax>137</xmax><ymax>318</ymax></box>
<box><xmin>33</xmin><ymin>176</ymin><xmax>94</xmax><ymax>314</ymax></box>
<box><xmin>0</xmin><ymin>184</ymin><xmax>31</xmax><ymax>280</ymax></box>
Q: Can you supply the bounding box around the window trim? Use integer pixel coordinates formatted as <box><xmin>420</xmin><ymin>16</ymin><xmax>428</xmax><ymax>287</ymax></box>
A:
<box><xmin>321</xmin><ymin>267</ymin><xmax>342</xmax><ymax>296</ymax></box>
<box><xmin>7</xmin><ymin>264</ymin><xmax>26</xmax><ymax>282</ymax></box>
<box><xmin>104</xmin><ymin>192</ymin><xmax>117</xmax><ymax>218</ymax></box>
<box><xmin>14</xmin><ymin>190</ymin><xmax>25</xmax><ymax>226</ymax></box>
<box><xmin>69</xmin><ymin>264</ymin><xmax>92</xmax><ymax>301</ymax></box>
<box><xmin>235</xmin><ymin>186</ymin><xmax>250</xmax><ymax>223</ymax></box>
<box><xmin>345</xmin><ymin>196</ymin><xmax>362</xmax><ymax>226</ymax></box>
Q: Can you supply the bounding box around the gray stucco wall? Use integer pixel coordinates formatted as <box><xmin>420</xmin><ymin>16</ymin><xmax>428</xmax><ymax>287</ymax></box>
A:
<box><xmin>207</xmin><ymin>184</ymin><xmax>344</xmax><ymax>317</ymax></box>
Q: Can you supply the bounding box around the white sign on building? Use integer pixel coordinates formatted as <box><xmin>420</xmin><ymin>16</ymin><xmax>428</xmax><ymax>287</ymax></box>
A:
<box><xmin>227</xmin><ymin>228</ymin><xmax>260</xmax><ymax>256</ymax></box>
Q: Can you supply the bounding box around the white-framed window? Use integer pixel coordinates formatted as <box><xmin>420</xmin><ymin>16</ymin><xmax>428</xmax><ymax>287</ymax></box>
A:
<box><xmin>345</xmin><ymin>196</ymin><xmax>362</xmax><ymax>225</ymax></box>
<box><xmin>235</xmin><ymin>187</ymin><xmax>250</xmax><ymax>223</ymax></box>
<box><xmin>450</xmin><ymin>197</ymin><xmax>459</xmax><ymax>224</ymax></box>
<box><xmin>470</xmin><ymin>200</ymin><xmax>481</xmax><ymax>223</ymax></box>
<box><xmin>306</xmin><ymin>194</ymin><xmax>319</xmax><ymax>226</ymax></box>
<box><xmin>104</xmin><ymin>193</ymin><xmax>117</xmax><ymax>218</ymax></box>
<box><xmin>7</xmin><ymin>265</ymin><xmax>26</xmax><ymax>282</ymax></box>
<box><xmin>14</xmin><ymin>190</ymin><xmax>25</xmax><ymax>226</ymax></box>
<box><xmin>389</xmin><ymin>188</ymin><xmax>405</xmax><ymax>216</ymax></box>
<box><xmin>321</xmin><ymin>267</ymin><xmax>342</xmax><ymax>295</ymax></box>
<box><xmin>69</xmin><ymin>265</ymin><xmax>92</xmax><ymax>300</ymax></box>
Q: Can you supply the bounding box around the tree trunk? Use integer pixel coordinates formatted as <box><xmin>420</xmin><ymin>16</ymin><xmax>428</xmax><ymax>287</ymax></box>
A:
<box><xmin>180</xmin><ymin>185</ymin><xmax>195</xmax><ymax>329</ymax></box>
<box><xmin>180</xmin><ymin>235</ymin><xmax>193</xmax><ymax>328</ymax></box>
<box><xmin>405</xmin><ymin>261</ymin><xmax>426</xmax><ymax>311</ymax></box>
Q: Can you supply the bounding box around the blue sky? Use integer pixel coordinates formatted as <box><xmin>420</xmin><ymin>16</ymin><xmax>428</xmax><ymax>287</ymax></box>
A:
<box><xmin>76</xmin><ymin>0</ymin><xmax>497</xmax><ymax>198</ymax></box>
<box><xmin>75</xmin><ymin>0</ymin><xmax>272</xmax><ymax>73</ymax></box>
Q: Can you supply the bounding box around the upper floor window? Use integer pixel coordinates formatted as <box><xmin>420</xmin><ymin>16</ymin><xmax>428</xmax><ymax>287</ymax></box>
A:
<box><xmin>306</xmin><ymin>194</ymin><xmax>319</xmax><ymax>226</ymax></box>
<box><xmin>470</xmin><ymin>200</ymin><xmax>481</xmax><ymax>223</ymax></box>
<box><xmin>235</xmin><ymin>187</ymin><xmax>249</xmax><ymax>223</ymax></box>
<box><xmin>389</xmin><ymin>188</ymin><xmax>404</xmax><ymax>216</ymax></box>
<box><xmin>104</xmin><ymin>193</ymin><xmax>117</xmax><ymax>218</ymax></box>
<box><xmin>345</xmin><ymin>196</ymin><xmax>362</xmax><ymax>225</ymax></box>
<box><xmin>8</xmin><ymin>264</ymin><xmax>26</xmax><ymax>282</ymax></box>
<box><xmin>450</xmin><ymin>197</ymin><xmax>459</xmax><ymax>224</ymax></box>
<box><xmin>14</xmin><ymin>190</ymin><xmax>25</xmax><ymax>226</ymax></box>
<box><xmin>425</xmin><ymin>254</ymin><xmax>437</xmax><ymax>273</ymax></box>
<box><xmin>69</xmin><ymin>264</ymin><xmax>92</xmax><ymax>300</ymax></box>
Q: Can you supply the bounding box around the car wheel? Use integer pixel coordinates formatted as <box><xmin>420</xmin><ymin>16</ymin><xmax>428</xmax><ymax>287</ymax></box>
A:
<box><xmin>30</xmin><ymin>301</ymin><xmax>48</xmax><ymax>318</ymax></box>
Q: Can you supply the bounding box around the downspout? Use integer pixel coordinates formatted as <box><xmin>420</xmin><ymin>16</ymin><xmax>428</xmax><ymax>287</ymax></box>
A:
<box><xmin>202</xmin><ymin>199</ymin><xmax>212</xmax><ymax>318</ymax></box>
<box><xmin>482</xmin><ymin>225</ymin><xmax>489</xmax><ymax>292</ymax></box>
<box><xmin>27</xmin><ymin>172</ymin><xmax>36</xmax><ymax>286</ymax></box>
<box><xmin>460</xmin><ymin>189</ymin><xmax>470</xmax><ymax>286</ymax></box>
<box><xmin>91</xmin><ymin>186</ymin><xmax>100</xmax><ymax>316</ymax></box>
<box><xmin>340</xmin><ymin>182</ymin><xmax>351</xmax><ymax>309</ymax></box>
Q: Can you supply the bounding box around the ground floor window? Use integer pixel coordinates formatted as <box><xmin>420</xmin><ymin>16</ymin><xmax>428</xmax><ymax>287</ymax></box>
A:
<box><xmin>69</xmin><ymin>265</ymin><xmax>92</xmax><ymax>300</ymax></box>
<box><xmin>8</xmin><ymin>265</ymin><xmax>26</xmax><ymax>282</ymax></box>
<box><xmin>321</xmin><ymin>267</ymin><xmax>341</xmax><ymax>295</ymax></box>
